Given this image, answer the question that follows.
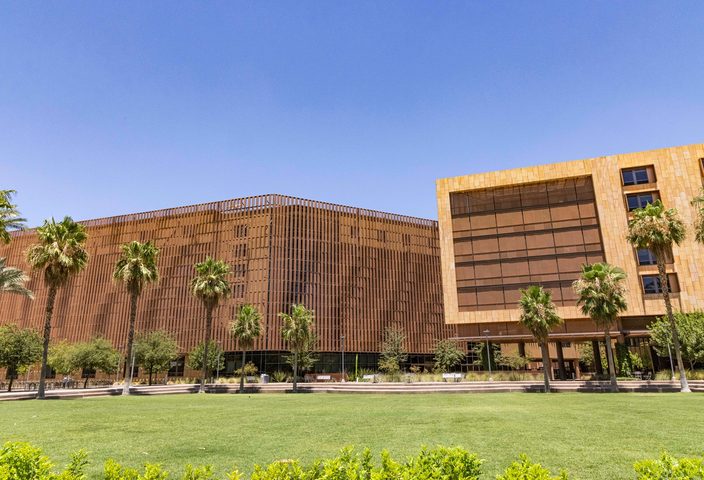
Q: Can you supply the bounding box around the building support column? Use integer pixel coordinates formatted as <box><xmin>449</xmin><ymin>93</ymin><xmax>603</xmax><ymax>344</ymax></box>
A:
<box><xmin>556</xmin><ymin>342</ymin><xmax>567</xmax><ymax>380</ymax></box>
<box><xmin>592</xmin><ymin>340</ymin><xmax>604</xmax><ymax>375</ymax></box>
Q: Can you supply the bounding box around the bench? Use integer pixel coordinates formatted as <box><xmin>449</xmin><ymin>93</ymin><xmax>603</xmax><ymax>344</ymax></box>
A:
<box><xmin>442</xmin><ymin>373</ymin><xmax>463</xmax><ymax>382</ymax></box>
<box><xmin>362</xmin><ymin>374</ymin><xmax>377</xmax><ymax>383</ymax></box>
<box><xmin>315</xmin><ymin>375</ymin><xmax>332</xmax><ymax>382</ymax></box>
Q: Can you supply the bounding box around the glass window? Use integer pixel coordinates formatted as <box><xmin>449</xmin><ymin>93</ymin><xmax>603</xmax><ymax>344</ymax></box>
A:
<box><xmin>627</xmin><ymin>193</ymin><xmax>655</xmax><ymax>211</ymax></box>
<box><xmin>641</xmin><ymin>275</ymin><xmax>676</xmax><ymax>294</ymax></box>
<box><xmin>168</xmin><ymin>357</ymin><xmax>185</xmax><ymax>377</ymax></box>
<box><xmin>637</xmin><ymin>249</ymin><xmax>657</xmax><ymax>266</ymax></box>
<box><xmin>622</xmin><ymin>167</ymin><xmax>650</xmax><ymax>186</ymax></box>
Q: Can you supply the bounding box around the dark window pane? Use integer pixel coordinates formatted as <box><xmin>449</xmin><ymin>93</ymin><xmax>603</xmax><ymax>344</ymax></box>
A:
<box><xmin>637</xmin><ymin>249</ymin><xmax>657</xmax><ymax>266</ymax></box>
<box><xmin>622</xmin><ymin>167</ymin><xmax>650</xmax><ymax>186</ymax></box>
<box><xmin>622</xmin><ymin>170</ymin><xmax>635</xmax><ymax>186</ymax></box>
<box><xmin>627</xmin><ymin>193</ymin><xmax>655</xmax><ymax>211</ymax></box>
<box><xmin>642</xmin><ymin>275</ymin><xmax>661</xmax><ymax>294</ymax></box>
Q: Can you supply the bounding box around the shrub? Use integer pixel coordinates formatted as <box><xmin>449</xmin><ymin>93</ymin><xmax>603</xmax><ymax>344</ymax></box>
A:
<box><xmin>497</xmin><ymin>455</ymin><xmax>568</xmax><ymax>480</ymax></box>
<box><xmin>634</xmin><ymin>452</ymin><xmax>704</xmax><ymax>479</ymax></box>
<box><xmin>270</xmin><ymin>371</ymin><xmax>289</xmax><ymax>383</ymax></box>
<box><xmin>0</xmin><ymin>441</ymin><xmax>87</xmax><ymax>480</ymax></box>
<box><xmin>235</xmin><ymin>362</ymin><xmax>259</xmax><ymax>377</ymax></box>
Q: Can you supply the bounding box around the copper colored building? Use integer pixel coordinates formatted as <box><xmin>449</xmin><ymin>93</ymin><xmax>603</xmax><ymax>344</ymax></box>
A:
<box><xmin>436</xmin><ymin>143</ymin><xmax>704</xmax><ymax>378</ymax></box>
<box><xmin>0</xmin><ymin>194</ymin><xmax>453</xmax><ymax>377</ymax></box>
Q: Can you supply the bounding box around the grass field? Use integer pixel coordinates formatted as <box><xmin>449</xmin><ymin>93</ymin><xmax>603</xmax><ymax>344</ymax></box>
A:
<box><xmin>1</xmin><ymin>392</ymin><xmax>703</xmax><ymax>479</ymax></box>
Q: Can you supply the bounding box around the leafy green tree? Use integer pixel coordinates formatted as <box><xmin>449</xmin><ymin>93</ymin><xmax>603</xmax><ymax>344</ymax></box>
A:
<box><xmin>285</xmin><ymin>332</ymin><xmax>318</xmax><ymax>375</ymax></box>
<box><xmin>67</xmin><ymin>338</ymin><xmax>119</xmax><ymax>388</ymax></box>
<box><xmin>47</xmin><ymin>341</ymin><xmax>77</xmax><ymax>378</ymax></box>
<box><xmin>190</xmin><ymin>257</ymin><xmax>230</xmax><ymax>393</ymax></box>
<box><xmin>692</xmin><ymin>189</ymin><xmax>704</xmax><ymax>244</ymax></box>
<box><xmin>133</xmin><ymin>330</ymin><xmax>179</xmax><ymax>386</ymax></box>
<box><xmin>497</xmin><ymin>353</ymin><xmax>530</xmax><ymax>371</ymax></box>
<box><xmin>378</xmin><ymin>326</ymin><xmax>408</xmax><ymax>377</ymax></box>
<box><xmin>433</xmin><ymin>339</ymin><xmax>465</xmax><ymax>373</ymax></box>
<box><xmin>627</xmin><ymin>200</ymin><xmax>690</xmax><ymax>392</ymax></box>
<box><xmin>0</xmin><ymin>325</ymin><xmax>42</xmax><ymax>392</ymax></box>
<box><xmin>186</xmin><ymin>340</ymin><xmax>224</xmax><ymax>377</ymax></box>
<box><xmin>230</xmin><ymin>304</ymin><xmax>262</xmax><ymax>393</ymax></box>
<box><xmin>573</xmin><ymin>263</ymin><xmax>628</xmax><ymax>391</ymax></box>
<box><xmin>279</xmin><ymin>304</ymin><xmax>315</xmax><ymax>392</ymax></box>
<box><xmin>0</xmin><ymin>257</ymin><xmax>33</xmax><ymax>299</ymax></box>
<box><xmin>0</xmin><ymin>190</ymin><xmax>26</xmax><ymax>244</ymax></box>
<box><xmin>649</xmin><ymin>312</ymin><xmax>704</xmax><ymax>371</ymax></box>
<box><xmin>518</xmin><ymin>285</ymin><xmax>562</xmax><ymax>393</ymax></box>
<box><xmin>113</xmin><ymin>240</ymin><xmax>160</xmax><ymax>394</ymax></box>
<box><xmin>26</xmin><ymin>217</ymin><xmax>89</xmax><ymax>399</ymax></box>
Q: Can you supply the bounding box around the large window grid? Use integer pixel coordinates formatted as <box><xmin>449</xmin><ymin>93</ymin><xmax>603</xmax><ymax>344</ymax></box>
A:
<box><xmin>450</xmin><ymin>177</ymin><xmax>605</xmax><ymax>311</ymax></box>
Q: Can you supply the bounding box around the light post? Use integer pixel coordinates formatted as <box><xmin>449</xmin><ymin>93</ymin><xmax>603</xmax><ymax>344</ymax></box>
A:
<box><xmin>483</xmin><ymin>329</ymin><xmax>493</xmax><ymax>381</ymax></box>
<box><xmin>341</xmin><ymin>335</ymin><xmax>346</xmax><ymax>382</ymax></box>
<box><xmin>667</xmin><ymin>343</ymin><xmax>675</xmax><ymax>381</ymax></box>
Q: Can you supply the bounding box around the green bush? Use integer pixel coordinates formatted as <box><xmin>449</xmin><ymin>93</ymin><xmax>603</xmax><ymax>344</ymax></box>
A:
<box><xmin>634</xmin><ymin>453</ymin><xmax>704</xmax><ymax>479</ymax></box>
<box><xmin>496</xmin><ymin>455</ymin><xmax>568</xmax><ymax>480</ymax></box>
<box><xmin>270</xmin><ymin>371</ymin><xmax>289</xmax><ymax>383</ymax></box>
<box><xmin>0</xmin><ymin>441</ymin><xmax>87</xmax><ymax>480</ymax></box>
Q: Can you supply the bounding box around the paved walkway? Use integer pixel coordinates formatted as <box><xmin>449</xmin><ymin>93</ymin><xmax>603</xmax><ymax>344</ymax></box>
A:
<box><xmin>1</xmin><ymin>380</ymin><xmax>702</xmax><ymax>400</ymax></box>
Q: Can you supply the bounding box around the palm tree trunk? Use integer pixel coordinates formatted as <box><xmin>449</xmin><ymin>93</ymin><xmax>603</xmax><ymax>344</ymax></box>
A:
<box><xmin>657</xmin><ymin>259</ymin><xmax>690</xmax><ymax>392</ymax></box>
<box><xmin>84</xmin><ymin>376</ymin><xmax>88</xmax><ymax>389</ymax></box>
<box><xmin>292</xmin><ymin>352</ymin><xmax>298</xmax><ymax>393</ymax></box>
<box><xmin>604</xmin><ymin>330</ymin><xmax>618</xmax><ymax>391</ymax></box>
<box><xmin>200</xmin><ymin>307</ymin><xmax>213</xmax><ymax>393</ymax></box>
<box><xmin>540</xmin><ymin>341</ymin><xmax>551</xmax><ymax>393</ymax></box>
<box><xmin>8</xmin><ymin>375</ymin><xmax>13</xmax><ymax>392</ymax></box>
<box><xmin>123</xmin><ymin>290</ymin><xmax>139</xmax><ymax>395</ymax></box>
<box><xmin>149</xmin><ymin>369</ymin><xmax>153</xmax><ymax>386</ymax></box>
<box><xmin>38</xmin><ymin>284</ymin><xmax>58</xmax><ymax>400</ymax></box>
<box><xmin>239</xmin><ymin>349</ymin><xmax>247</xmax><ymax>394</ymax></box>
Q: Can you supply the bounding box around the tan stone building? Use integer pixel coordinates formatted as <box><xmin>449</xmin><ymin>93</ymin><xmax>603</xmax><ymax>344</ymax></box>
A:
<box><xmin>436</xmin><ymin>143</ymin><xmax>704</xmax><ymax>378</ymax></box>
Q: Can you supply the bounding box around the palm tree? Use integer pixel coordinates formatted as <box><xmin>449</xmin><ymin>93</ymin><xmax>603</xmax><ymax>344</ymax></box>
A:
<box><xmin>26</xmin><ymin>217</ymin><xmax>88</xmax><ymax>399</ymax></box>
<box><xmin>113</xmin><ymin>240</ymin><xmax>160</xmax><ymax>395</ymax></box>
<box><xmin>0</xmin><ymin>257</ymin><xmax>34</xmax><ymax>299</ymax></box>
<box><xmin>518</xmin><ymin>285</ymin><xmax>562</xmax><ymax>393</ymax></box>
<box><xmin>230</xmin><ymin>304</ymin><xmax>262</xmax><ymax>393</ymax></box>
<box><xmin>692</xmin><ymin>189</ymin><xmax>704</xmax><ymax>244</ymax></box>
<box><xmin>0</xmin><ymin>190</ymin><xmax>26</xmax><ymax>244</ymax></box>
<box><xmin>626</xmin><ymin>200</ymin><xmax>690</xmax><ymax>392</ymax></box>
<box><xmin>190</xmin><ymin>257</ymin><xmax>231</xmax><ymax>393</ymax></box>
<box><xmin>573</xmin><ymin>263</ymin><xmax>628</xmax><ymax>391</ymax></box>
<box><xmin>279</xmin><ymin>304</ymin><xmax>314</xmax><ymax>393</ymax></box>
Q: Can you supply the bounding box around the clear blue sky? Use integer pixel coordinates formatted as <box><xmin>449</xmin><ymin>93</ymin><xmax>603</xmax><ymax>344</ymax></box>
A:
<box><xmin>2</xmin><ymin>2</ymin><xmax>703</xmax><ymax>226</ymax></box>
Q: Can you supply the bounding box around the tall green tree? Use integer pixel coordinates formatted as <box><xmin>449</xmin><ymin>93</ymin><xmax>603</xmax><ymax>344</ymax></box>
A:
<box><xmin>378</xmin><ymin>326</ymin><xmax>408</xmax><ymax>377</ymax></box>
<box><xmin>573</xmin><ymin>263</ymin><xmax>628</xmax><ymax>391</ymax></box>
<box><xmin>71</xmin><ymin>338</ymin><xmax>120</xmax><ymax>388</ymax></box>
<box><xmin>627</xmin><ymin>200</ymin><xmax>690</xmax><ymax>392</ymax></box>
<box><xmin>186</xmin><ymin>340</ymin><xmax>224</xmax><ymax>376</ymax></box>
<box><xmin>279</xmin><ymin>304</ymin><xmax>315</xmax><ymax>393</ymax></box>
<box><xmin>113</xmin><ymin>240</ymin><xmax>160</xmax><ymax>394</ymax></box>
<box><xmin>0</xmin><ymin>257</ymin><xmax>33</xmax><ymax>299</ymax></box>
<box><xmin>692</xmin><ymin>189</ymin><xmax>704</xmax><ymax>244</ymax></box>
<box><xmin>518</xmin><ymin>286</ymin><xmax>562</xmax><ymax>393</ymax></box>
<box><xmin>190</xmin><ymin>257</ymin><xmax>230</xmax><ymax>393</ymax></box>
<box><xmin>47</xmin><ymin>341</ymin><xmax>77</xmax><ymax>379</ymax></box>
<box><xmin>230</xmin><ymin>304</ymin><xmax>262</xmax><ymax>393</ymax></box>
<box><xmin>0</xmin><ymin>190</ymin><xmax>26</xmax><ymax>244</ymax></box>
<box><xmin>26</xmin><ymin>217</ymin><xmax>89</xmax><ymax>399</ymax></box>
<box><xmin>0</xmin><ymin>324</ymin><xmax>43</xmax><ymax>392</ymax></box>
<box><xmin>285</xmin><ymin>332</ymin><xmax>318</xmax><ymax>375</ymax></box>
<box><xmin>433</xmin><ymin>339</ymin><xmax>465</xmax><ymax>373</ymax></box>
<box><xmin>649</xmin><ymin>312</ymin><xmax>704</xmax><ymax>371</ymax></box>
<box><xmin>133</xmin><ymin>330</ymin><xmax>179</xmax><ymax>386</ymax></box>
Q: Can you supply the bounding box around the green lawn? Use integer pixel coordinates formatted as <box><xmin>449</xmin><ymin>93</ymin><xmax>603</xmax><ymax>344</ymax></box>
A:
<box><xmin>1</xmin><ymin>392</ymin><xmax>703</xmax><ymax>479</ymax></box>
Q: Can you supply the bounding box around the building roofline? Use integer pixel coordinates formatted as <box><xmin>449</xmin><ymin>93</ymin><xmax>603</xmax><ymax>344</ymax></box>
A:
<box><xmin>435</xmin><ymin>141</ymin><xmax>704</xmax><ymax>186</ymax></box>
<box><xmin>13</xmin><ymin>193</ymin><xmax>437</xmax><ymax>235</ymax></box>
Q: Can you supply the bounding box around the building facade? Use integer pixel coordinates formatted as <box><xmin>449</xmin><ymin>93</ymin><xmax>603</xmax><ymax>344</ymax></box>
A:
<box><xmin>0</xmin><ymin>194</ymin><xmax>453</xmax><ymax>378</ymax></box>
<box><xmin>436</xmin><ymin>143</ymin><xmax>704</xmax><ymax>377</ymax></box>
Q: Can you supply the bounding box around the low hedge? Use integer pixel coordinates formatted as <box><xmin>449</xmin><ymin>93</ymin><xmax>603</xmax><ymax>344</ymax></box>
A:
<box><xmin>1</xmin><ymin>441</ymin><xmax>702</xmax><ymax>479</ymax></box>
